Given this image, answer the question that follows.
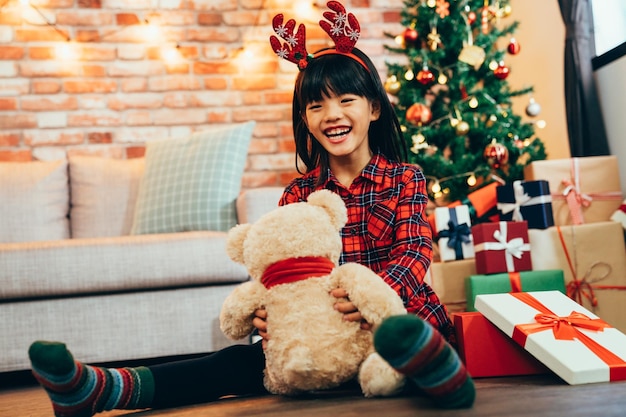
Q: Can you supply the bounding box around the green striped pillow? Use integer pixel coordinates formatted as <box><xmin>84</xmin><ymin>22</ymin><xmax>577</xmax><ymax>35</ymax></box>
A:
<box><xmin>131</xmin><ymin>121</ymin><xmax>255</xmax><ymax>235</ymax></box>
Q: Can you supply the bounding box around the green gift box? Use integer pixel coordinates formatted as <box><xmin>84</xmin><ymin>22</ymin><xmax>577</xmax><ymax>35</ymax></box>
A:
<box><xmin>465</xmin><ymin>270</ymin><xmax>566</xmax><ymax>311</ymax></box>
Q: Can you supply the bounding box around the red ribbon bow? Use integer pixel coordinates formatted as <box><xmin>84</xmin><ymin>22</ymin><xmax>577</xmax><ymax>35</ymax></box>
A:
<box><xmin>510</xmin><ymin>292</ymin><xmax>626</xmax><ymax>381</ymax></box>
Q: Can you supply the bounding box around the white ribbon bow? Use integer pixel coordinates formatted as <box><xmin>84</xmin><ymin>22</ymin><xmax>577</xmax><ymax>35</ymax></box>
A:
<box><xmin>474</xmin><ymin>222</ymin><xmax>530</xmax><ymax>272</ymax></box>
<box><xmin>497</xmin><ymin>180</ymin><xmax>552</xmax><ymax>221</ymax></box>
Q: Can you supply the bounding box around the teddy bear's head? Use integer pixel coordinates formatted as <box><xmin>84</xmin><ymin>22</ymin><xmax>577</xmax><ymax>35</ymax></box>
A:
<box><xmin>226</xmin><ymin>189</ymin><xmax>347</xmax><ymax>283</ymax></box>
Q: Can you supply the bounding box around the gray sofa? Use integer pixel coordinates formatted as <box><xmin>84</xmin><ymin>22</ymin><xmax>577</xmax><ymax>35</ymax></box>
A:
<box><xmin>0</xmin><ymin>154</ymin><xmax>285</xmax><ymax>373</ymax></box>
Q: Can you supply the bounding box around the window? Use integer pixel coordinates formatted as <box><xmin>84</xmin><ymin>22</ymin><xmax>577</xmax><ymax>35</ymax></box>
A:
<box><xmin>591</xmin><ymin>0</ymin><xmax>626</xmax><ymax>56</ymax></box>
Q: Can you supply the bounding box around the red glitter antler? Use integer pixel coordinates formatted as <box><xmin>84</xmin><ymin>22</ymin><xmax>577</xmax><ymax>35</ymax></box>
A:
<box><xmin>269</xmin><ymin>14</ymin><xmax>309</xmax><ymax>70</ymax></box>
<box><xmin>318</xmin><ymin>0</ymin><xmax>360</xmax><ymax>53</ymax></box>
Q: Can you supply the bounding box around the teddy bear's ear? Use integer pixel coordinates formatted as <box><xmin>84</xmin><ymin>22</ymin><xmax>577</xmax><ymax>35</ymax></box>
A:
<box><xmin>226</xmin><ymin>223</ymin><xmax>251</xmax><ymax>264</ymax></box>
<box><xmin>307</xmin><ymin>189</ymin><xmax>348</xmax><ymax>231</ymax></box>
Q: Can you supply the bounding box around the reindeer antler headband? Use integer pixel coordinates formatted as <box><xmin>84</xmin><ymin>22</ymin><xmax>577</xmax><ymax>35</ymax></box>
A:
<box><xmin>269</xmin><ymin>1</ymin><xmax>368</xmax><ymax>71</ymax></box>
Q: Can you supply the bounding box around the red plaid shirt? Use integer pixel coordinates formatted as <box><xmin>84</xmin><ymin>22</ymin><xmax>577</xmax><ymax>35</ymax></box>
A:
<box><xmin>279</xmin><ymin>153</ymin><xmax>454</xmax><ymax>340</ymax></box>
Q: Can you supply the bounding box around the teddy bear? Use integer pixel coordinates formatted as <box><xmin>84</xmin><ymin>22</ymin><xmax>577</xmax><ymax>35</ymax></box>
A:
<box><xmin>219</xmin><ymin>189</ymin><xmax>408</xmax><ymax>397</ymax></box>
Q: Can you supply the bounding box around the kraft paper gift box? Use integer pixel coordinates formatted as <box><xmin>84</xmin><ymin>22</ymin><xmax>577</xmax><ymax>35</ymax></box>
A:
<box><xmin>471</xmin><ymin>221</ymin><xmax>532</xmax><ymax>275</ymax></box>
<box><xmin>424</xmin><ymin>259</ymin><xmax>476</xmax><ymax>311</ymax></box>
<box><xmin>496</xmin><ymin>180</ymin><xmax>554</xmax><ymax>229</ymax></box>
<box><xmin>528</xmin><ymin>222</ymin><xmax>626</xmax><ymax>333</ymax></box>
<box><xmin>428</xmin><ymin>182</ymin><xmax>499</xmax><ymax>237</ymax></box>
<box><xmin>523</xmin><ymin>156</ymin><xmax>623</xmax><ymax>226</ymax></box>
<box><xmin>453</xmin><ymin>312</ymin><xmax>548</xmax><ymax>378</ymax></box>
<box><xmin>434</xmin><ymin>205</ymin><xmax>474</xmax><ymax>262</ymax></box>
<box><xmin>465</xmin><ymin>270</ymin><xmax>566</xmax><ymax>311</ymax></box>
<box><xmin>475</xmin><ymin>291</ymin><xmax>626</xmax><ymax>385</ymax></box>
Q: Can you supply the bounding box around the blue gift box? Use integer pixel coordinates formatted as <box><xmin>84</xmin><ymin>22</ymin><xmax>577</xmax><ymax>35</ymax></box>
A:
<box><xmin>496</xmin><ymin>180</ymin><xmax>554</xmax><ymax>229</ymax></box>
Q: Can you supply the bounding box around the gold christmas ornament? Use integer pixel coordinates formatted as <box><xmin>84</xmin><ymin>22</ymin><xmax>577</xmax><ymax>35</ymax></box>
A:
<box><xmin>427</xmin><ymin>28</ymin><xmax>442</xmax><ymax>51</ymax></box>
<box><xmin>458</xmin><ymin>44</ymin><xmax>486</xmax><ymax>70</ymax></box>
<box><xmin>384</xmin><ymin>75</ymin><xmax>401</xmax><ymax>95</ymax></box>
<box><xmin>455</xmin><ymin>120</ymin><xmax>470</xmax><ymax>136</ymax></box>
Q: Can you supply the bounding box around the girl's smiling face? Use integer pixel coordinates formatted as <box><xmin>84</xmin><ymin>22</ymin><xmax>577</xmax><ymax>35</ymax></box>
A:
<box><xmin>303</xmin><ymin>92</ymin><xmax>380</xmax><ymax>163</ymax></box>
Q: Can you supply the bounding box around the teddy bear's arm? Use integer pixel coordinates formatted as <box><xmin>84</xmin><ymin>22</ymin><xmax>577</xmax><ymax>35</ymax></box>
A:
<box><xmin>334</xmin><ymin>263</ymin><xmax>407</xmax><ymax>328</ymax></box>
<box><xmin>219</xmin><ymin>280</ymin><xmax>267</xmax><ymax>340</ymax></box>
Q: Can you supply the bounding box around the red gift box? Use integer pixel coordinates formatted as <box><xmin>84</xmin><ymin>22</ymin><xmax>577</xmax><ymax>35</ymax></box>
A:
<box><xmin>472</xmin><ymin>221</ymin><xmax>532</xmax><ymax>274</ymax></box>
<box><xmin>453</xmin><ymin>312</ymin><xmax>548</xmax><ymax>378</ymax></box>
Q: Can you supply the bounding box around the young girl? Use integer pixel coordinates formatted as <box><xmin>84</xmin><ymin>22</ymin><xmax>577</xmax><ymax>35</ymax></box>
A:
<box><xmin>28</xmin><ymin>5</ymin><xmax>474</xmax><ymax>416</ymax></box>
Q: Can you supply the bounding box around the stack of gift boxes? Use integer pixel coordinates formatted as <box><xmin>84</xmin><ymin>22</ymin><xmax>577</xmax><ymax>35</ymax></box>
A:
<box><xmin>424</xmin><ymin>155</ymin><xmax>626</xmax><ymax>382</ymax></box>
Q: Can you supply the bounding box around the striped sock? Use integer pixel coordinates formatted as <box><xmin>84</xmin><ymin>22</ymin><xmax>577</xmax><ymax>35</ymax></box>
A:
<box><xmin>28</xmin><ymin>341</ymin><xmax>155</xmax><ymax>417</ymax></box>
<box><xmin>374</xmin><ymin>315</ymin><xmax>475</xmax><ymax>409</ymax></box>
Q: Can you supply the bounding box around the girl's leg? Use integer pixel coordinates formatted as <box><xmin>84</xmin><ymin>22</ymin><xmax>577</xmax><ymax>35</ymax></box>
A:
<box><xmin>29</xmin><ymin>341</ymin><xmax>266</xmax><ymax>417</ymax></box>
<box><xmin>374</xmin><ymin>315</ymin><xmax>475</xmax><ymax>409</ymax></box>
<box><xmin>150</xmin><ymin>342</ymin><xmax>267</xmax><ymax>408</ymax></box>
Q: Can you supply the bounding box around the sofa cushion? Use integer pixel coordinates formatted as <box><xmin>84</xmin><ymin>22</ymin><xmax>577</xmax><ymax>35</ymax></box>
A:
<box><xmin>131</xmin><ymin>121</ymin><xmax>255</xmax><ymax>235</ymax></box>
<box><xmin>0</xmin><ymin>160</ymin><xmax>69</xmax><ymax>243</ymax></box>
<box><xmin>69</xmin><ymin>155</ymin><xmax>145</xmax><ymax>238</ymax></box>
<box><xmin>0</xmin><ymin>231</ymin><xmax>249</xmax><ymax>300</ymax></box>
<box><xmin>236</xmin><ymin>187</ymin><xmax>284</xmax><ymax>224</ymax></box>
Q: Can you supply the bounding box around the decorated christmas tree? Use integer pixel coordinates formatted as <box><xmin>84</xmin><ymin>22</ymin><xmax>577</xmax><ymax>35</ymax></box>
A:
<box><xmin>384</xmin><ymin>0</ymin><xmax>547</xmax><ymax>203</ymax></box>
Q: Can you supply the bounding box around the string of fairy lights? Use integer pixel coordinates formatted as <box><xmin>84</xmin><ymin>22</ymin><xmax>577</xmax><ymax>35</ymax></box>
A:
<box><xmin>0</xmin><ymin>0</ymin><xmax>327</xmax><ymax>63</ymax></box>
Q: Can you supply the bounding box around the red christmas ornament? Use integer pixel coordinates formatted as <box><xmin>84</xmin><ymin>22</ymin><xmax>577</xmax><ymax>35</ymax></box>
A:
<box><xmin>417</xmin><ymin>67</ymin><xmax>435</xmax><ymax>85</ymax></box>
<box><xmin>494</xmin><ymin>62</ymin><xmax>510</xmax><ymax>80</ymax></box>
<box><xmin>403</xmin><ymin>27</ymin><xmax>419</xmax><ymax>44</ymax></box>
<box><xmin>507</xmin><ymin>38</ymin><xmax>521</xmax><ymax>55</ymax></box>
<box><xmin>483</xmin><ymin>141</ymin><xmax>509</xmax><ymax>169</ymax></box>
<box><xmin>406</xmin><ymin>103</ymin><xmax>433</xmax><ymax>126</ymax></box>
<box><xmin>468</xmin><ymin>11</ymin><xmax>477</xmax><ymax>24</ymax></box>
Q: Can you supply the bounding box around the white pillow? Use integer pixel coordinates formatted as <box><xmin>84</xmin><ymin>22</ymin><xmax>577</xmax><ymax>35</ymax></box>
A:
<box><xmin>0</xmin><ymin>160</ymin><xmax>69</xmax><ymax>243</ymax></box>
<box><xmin>69</xmin><ymin>155</ymin><xmax>145</xmax><ymax>238</ymax></box>
<box><xmin>131</xmin><ymin>121</ymin><xmax>255</xmax><ymax>234</ymax></box>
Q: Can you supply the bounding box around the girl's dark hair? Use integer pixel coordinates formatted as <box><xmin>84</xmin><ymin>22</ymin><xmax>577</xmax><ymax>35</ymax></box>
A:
<box><xmin>292</xmin><ymin>47</ymin><xmax>407</xmax><ymax>180</ymax></box>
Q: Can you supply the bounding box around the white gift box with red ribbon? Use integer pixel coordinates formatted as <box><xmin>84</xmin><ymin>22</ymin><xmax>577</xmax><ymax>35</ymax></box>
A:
<box><xmin>475</xmin><ymin>290</ymin><xmax>626</xmax><ymax>385</ymax></box>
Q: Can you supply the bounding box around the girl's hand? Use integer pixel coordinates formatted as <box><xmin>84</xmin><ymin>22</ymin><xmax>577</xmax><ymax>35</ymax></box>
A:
<box><xmin>330</xmin><ymin>288</ymin><xmax>373</xmax><ymax>331</ymax></box>
<box><xmin>252</xmin><ymin>308</ymin><xmax>269</xmax><ymax>349</ymax></box>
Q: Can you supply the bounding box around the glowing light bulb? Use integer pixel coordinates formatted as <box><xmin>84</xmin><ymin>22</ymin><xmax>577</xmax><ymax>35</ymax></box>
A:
<box><xmin>468</xmin><ymin>97</ymin><xmax>479</xmax><ymax>108</ymax></box>
<box><xmin>161</xmin><ymin>46</ymin><xmax>182</xmax><ymax>62</ymax></box>
<box><xmin>438</xmin><ymin>73</ymin><xmax>448</xmax><ymax>84</ymax></box>
<box><xmin>431</xmin><ymin>181</ymin><xmax>442</xmax><ymax>194</ymax></box>
<box><xmin>404</xmin><ymin>69</ymin><xmax>414</xmax><ymax>80</ymax></box>
<box><xmin>467</xmin><ymin>174</ymin><xmax>477</xmax><ymax>187</ymax></box>
<box><xmin>55</xmin><ymin>42</ymin><xmax>77</xmax><ymax>60</ymax></box>
<box><xmin>536</xmin><ymin>120</ymin><xmax>547</xmax><ymax>129</ymax></box>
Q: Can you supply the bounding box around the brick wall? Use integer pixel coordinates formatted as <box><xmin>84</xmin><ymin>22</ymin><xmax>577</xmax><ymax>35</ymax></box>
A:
<box><xmin>0</xmin><ymin>0</ymin><xmax>405</xmax><ymax>188</ymax></box>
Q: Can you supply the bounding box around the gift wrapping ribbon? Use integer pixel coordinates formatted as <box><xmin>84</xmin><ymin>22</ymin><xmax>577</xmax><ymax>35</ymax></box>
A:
<box><xmin>474</xmin><ymin>222</ymin><xmax>530</xmax><ymax>272</ymax></box>
<box><xmin>497</xmin><ymin>180</ymin><xmax>552</xmax><ymax>221</ymax></box>
<box><xmin>553</xmin><ymin>158</ymin><xmax>623</xmax><ymax>225</ymax></box>
<box><xmin>509</xmin><ymin>292</ymin><xmax>626</xmax><ymax>381</ymax></box>
<box><xmin>438</xmin><ymin>208</ymin><xmax>471</xmax><ymax>260</ymax></box>
<box><xmin>556</xmin><ymin>226</ymin><xmax>624</xmax><ymax>308</ymax></box>
<box><xmin>509</xmin><ymin>272</ymin><xmax>522</xmax><ymax>292</ymax></box>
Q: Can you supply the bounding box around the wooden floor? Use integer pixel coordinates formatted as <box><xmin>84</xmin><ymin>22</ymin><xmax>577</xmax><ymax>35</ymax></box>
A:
<box><xmin>3</xmin><ymin>372</ymin><xmax>626</xmax><ymax>417</ymax></box>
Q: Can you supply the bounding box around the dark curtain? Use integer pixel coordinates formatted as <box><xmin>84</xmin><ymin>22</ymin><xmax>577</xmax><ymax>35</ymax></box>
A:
<box><xmin>558</xmin><ymin>0</ymin><xmax>610</xmax><ymax>157</ymax></box>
